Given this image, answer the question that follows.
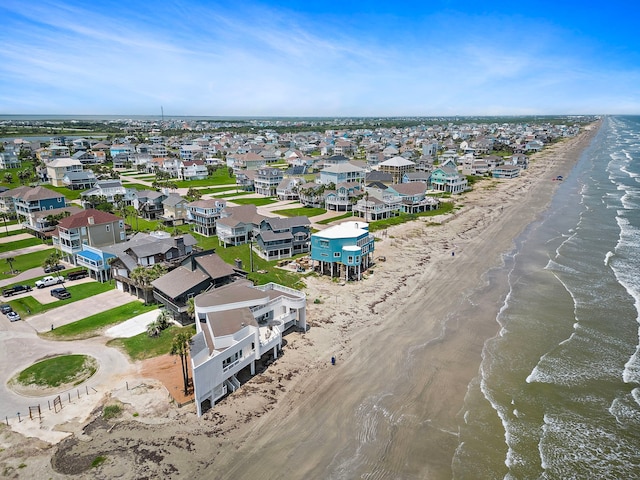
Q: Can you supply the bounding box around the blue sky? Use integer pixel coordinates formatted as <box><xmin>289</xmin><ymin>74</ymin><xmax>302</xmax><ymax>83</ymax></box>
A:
<box><xmin>1</xmin><ymin>0</ymin><xmax>639</xmax><ymax>116</ymax></box>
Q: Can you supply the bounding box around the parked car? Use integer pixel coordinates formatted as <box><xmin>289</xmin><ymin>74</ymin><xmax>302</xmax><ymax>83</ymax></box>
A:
<box><xmin>50</xmin><ymin>287</ymin><xmax>71</xmax><ymax>300</ymax></box>
<box><xmin>66</xmin><ymin>270</ymin><xmax>89</xmax><ymax>281</ymax></box>
<box><xmin>6</xmin><ymin>311</ymin><xmax>20</xmax><ymax>322</ymax></box>
<box><xmin>2</xmin><ymin>284</ymin><xmax>33</xmax><ymax>297</ymax></box>
<box><xmin>44</xmin><ymin>264</ymin><xmax>65</xmax><ymax>273</ymax></box>
<box><xmin>35</xmin><ymin>276</ymin><xmax>64</xmax><ymax>288</ymax></box>
<box><xmin>0</xmin><ymin>304</ymin><xmax>12</xmax><ymax>314</ymax></box>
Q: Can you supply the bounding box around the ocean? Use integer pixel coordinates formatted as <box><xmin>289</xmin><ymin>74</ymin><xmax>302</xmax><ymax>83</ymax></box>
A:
<box><xmin>453</xmin><ymin>116</ymin><xmax>640</xmax><ymax>479</ymax></box>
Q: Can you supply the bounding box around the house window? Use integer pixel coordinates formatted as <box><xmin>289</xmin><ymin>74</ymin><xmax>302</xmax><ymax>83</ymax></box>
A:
<box><xmin>120</xmin><ymin>232</ymin><xmax>125</xmax><ymax>241</ymax></box>
<box><xmin>334</xmin><ymin>252</ymin><xmax>340</xmax><ymax>258</ymax></box>
<box><xmin>106</xmin><ymin>225</ymin><xmax>111</xmax><ymax>232</ymax></box>
<box><xmin>348</xmin><ymin>256</ymin><xmax>354</xmax><ymax>263</ymax></box>
<box><xmin>319</xmin><ymin>240</ymin><xmax>329</xmax><ymax>248</ymax></box>
<box><xmin>119</xmin><ymin>220</ymin><xmax>124</xmax><ymax>228</ymax></box>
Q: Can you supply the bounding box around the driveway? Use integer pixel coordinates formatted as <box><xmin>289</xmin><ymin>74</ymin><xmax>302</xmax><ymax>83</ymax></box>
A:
<box><xmin>28</xmin><ymin>289</ymin><xmax>138</xmax><ymax>332</ymax></box>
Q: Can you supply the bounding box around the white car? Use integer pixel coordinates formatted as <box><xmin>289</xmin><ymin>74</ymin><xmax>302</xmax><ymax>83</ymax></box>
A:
<box><xmin>6</xmin><ymin>311</ymin><xmax>20</xmax><ymax>322</ymax></box>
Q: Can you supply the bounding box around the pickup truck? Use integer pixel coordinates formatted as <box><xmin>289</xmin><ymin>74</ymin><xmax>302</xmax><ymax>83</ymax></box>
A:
<box><xmin>35</xmin><ymin>276</ymin><xmax>64</xmax><ymax>289</ymax></box>
<box><xmin>50</xmin><ymin>287</ymin><xmax>71</xmax><ymax>300</ymax></box>
<box><xmin>2</xmin><ymin>284</ymin><xmax>33</xmax><ymax>297</ymax></box>
<box><xmin>66</xmin><ymin>270</ymin><xmax>89</xmax><ymax>281</ymax></box>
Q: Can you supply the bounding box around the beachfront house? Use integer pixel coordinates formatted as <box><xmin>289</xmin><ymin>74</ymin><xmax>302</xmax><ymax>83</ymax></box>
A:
<box><xmin>310</xmin><ymin>221</ymin><xmax>375</xmax><ymax>281</ymax></box>
<box><xmin>190</xmin><ymin>281</ymin><xmax>307</xmax><ymax>415</ymax></box>
<box><xmin>429</xmin><ymin>166</ymin><xmax>468</xmax><ymax>194</ymax></box>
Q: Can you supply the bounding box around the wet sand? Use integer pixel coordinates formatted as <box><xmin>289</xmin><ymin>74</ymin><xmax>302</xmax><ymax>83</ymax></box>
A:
<box><xmin>0</xmin><ymin>123</ymin><xmax>600</xmax><ymax>479</ymax></box>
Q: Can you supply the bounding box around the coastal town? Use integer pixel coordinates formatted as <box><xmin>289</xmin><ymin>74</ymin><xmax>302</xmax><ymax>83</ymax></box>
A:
<box><xmin>0</xmin><ymin>115</ymin><xmax>597</xmax><ymax>476</ymax></box>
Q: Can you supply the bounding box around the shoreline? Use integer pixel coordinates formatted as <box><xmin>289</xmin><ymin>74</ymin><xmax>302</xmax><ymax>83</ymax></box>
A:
<box><xmin>0</xmin><ymin>122</ymin><xmax>601</xmax><ymax>478</ymax></box>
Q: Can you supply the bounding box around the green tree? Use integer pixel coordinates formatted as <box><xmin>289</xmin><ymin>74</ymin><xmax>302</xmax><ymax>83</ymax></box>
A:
<box><xmin>5</xmin><ymin>256</ymin><xmax>15</xmax><ymax>274</ymax></box>
<box><xmin>3</xmin><ymin>172</ymin><xmax>13</xmax><ymax>184</ymax></box>
<box><xmin>185</xmin><ymin>187</ymin><xmax>202</xmax><ymax>202</ymax></box>
<box><xmin>170</xmin><ymin>331</ymin><xmax>193</xmax><ymax>396</ymax></box>
<box><xmin>147</xmin><ymin>309</ymin><xmax>171</xmax><ymax>337</ymax></box>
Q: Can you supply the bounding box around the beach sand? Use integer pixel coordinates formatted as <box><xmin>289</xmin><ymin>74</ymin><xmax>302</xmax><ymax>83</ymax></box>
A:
<box><xmin>0</xmin><ymin>123</ymin><xmax>600</xmax><ymax>479</ymax></box>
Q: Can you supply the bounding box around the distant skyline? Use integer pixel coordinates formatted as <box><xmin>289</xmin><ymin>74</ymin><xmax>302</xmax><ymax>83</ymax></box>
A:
<box><xmin>1</xmin><ymin>1</ymin><xmax>639</xmax><ymax>117</ymax></box>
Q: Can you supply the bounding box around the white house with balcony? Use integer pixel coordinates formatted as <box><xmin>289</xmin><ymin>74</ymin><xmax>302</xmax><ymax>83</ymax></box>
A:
<box><xmin>190</xmin><ymin>281</ymin><xmax>307</xmax><ymax>415</ymax></box>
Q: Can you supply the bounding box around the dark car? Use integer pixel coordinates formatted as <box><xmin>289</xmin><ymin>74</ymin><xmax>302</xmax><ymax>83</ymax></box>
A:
<box><xmin>44</xmin><ymin>264</ymin><xmax>66</xmax><ymax>273</ymax></box>
<box><xmin>0</xmin><ymin>304</ymin><xmax>12</xmax><ymax>314</ymax></box>
<box><xmin>50</xmin><ymin>287</ymin><xmax>71</xmax><ymax>300</ymax></box>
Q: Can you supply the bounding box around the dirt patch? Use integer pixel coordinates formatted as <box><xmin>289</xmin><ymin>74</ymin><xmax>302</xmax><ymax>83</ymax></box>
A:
<box><xmin>140</xmin><ymin>354</ymin><xmax>193</xmax><ymax>405</ymax></box>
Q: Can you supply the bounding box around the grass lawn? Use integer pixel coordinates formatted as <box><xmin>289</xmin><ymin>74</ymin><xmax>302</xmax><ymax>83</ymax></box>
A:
<box><xmin>228</xmin><ymin>197</ymin><xmax>277</xmax><ymax>206</ymax></box>
<box><xmin>120</xmin><ymin>182</ymin><xmax>150</xmax><ymax>191</ymax></box>
<box><xmin>9</xmin><ymin>281</ymin><xmax>114</xmax><ymax>318</ymax></box>
<box><xmin>316</xmin><ymin>212</ymin><xmax>355</xmax><ymax>224</ymax></box>
<box><xmin>175</xmin><ymin>169</ymin><xmax>234</xmax><ymax>188</ymax></box>
<box><xmin>216</xmin><ymin>191</ymin><xmax>252</xmax><ymax>198</ymax></box>
<box><xmin>14</xmin><ymin>354</ymin><xmax>97</xmax><ymax>387</ymax></box>
<box><xmin>272</xmin><ymin>206</ymin><xmax>326</xmax><ymax>218</ymax></box>
<box><xmin>42</xmin><ymin>301</ymin><xmax>157</xmax><ymax>340</ymax></box>
<box><xmin>0</xmin><ymin>248</ymin><xmax>55</xmax><ymax>280</ymax></box>
<box><xmin>43</xmin><ymin>185</ymin><xmax>85</xmax><ymax>201</ymax></box>
<box><xmin>214</xmin><ymin>240</ymin><xmax>305</xmax><ymax>288</ymax></box>
<box><xmin>197</xmin><ymin>186</ymin><xmax>238</xmax><ymax>195</ymax></box>
<box><xmin>367</xmin><ymin>202</ymin><xmax>455</xmax><ymax>232</ymax></box>
<box><xmin>0</xmin><ymin>236</ymin><xmax>45</xmax><ymax>251</ymax></box>
<box><xmin>108</xmin><ymin>325</ymin><xmax>196</xmax><ymax>361</ymax></box>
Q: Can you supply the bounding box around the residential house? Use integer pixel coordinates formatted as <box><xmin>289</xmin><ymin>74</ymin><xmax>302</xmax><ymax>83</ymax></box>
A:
<box><xmin>152</xmin><ymin>251</ymin><xmax>239</xmax><ymax>324</ymax></box>
<box><xmin>430</xmin><ymin>166</ymin><xmax>468</xmax><ymax>194</ymax></box>
<box><xmin>46</xmin><ymin>158</ymin><xmax>84</xmax><ymax>187</ymax></box>
<box><xmin>179</xmin><ymin>160</ymin><xmax>208</xmax><ymax>181</ymax></box>
<box><xmin>0</xmin><ymin>185</ymin><xmax>31</xmax><ymax>214</ymax></box>
<box><xmin>105</xmin><ymin>231</ymin><xmax>198</xmax><ymax>297</ymax></box>
<box><xmin>378</xmin><ymin>156</ymin><xmax>416</xmax><ymax>184</ymax></box>
<box><xmin>492</xmin><ymin>166</ymin><xmax>521</xmax><ymax>179</ymax></box>
<box><xmin>191</xmin><ymin>281</ymin><xmax>307</xmax><ymax>415</ymax></box>
<box><xmin>12</xmin><ymin>186</ymin><xmax>67</xmax><ymax>233</ymax></box>
<box><xmin>254</xmin><ymin>168</ymin><xmax>283</xmax><ymax>197</ymax></box>
<box><xmin>0</xmin><ymin>151</ymin><xmax>21</xmax><ymax>169</ymax></box>
<box><xmin>386</xmin><ymin>182</ymin><xmax>439</xmax><ymax>214</ymax></box>
<box><xmin>353</xmin><ymin>195</ymin><xmax>398</xmax><ymax>222</ymax></box>
<box><xmin>62</xmin><ymin>170</ymin><xmax>97</xmax><ymax>190</ymax></box>
<box><xmin>275</xmin><ymin>177</ymin><xmax>302</xmax><ymax>201</ymax></box>
<box><xmin>161</xmin><ymin>193</ymin><xmax>189</xmax><ymax>226</ymax></box>
<box><xmin>133</xmin><ymin>190</ymin><xmax>168</xmax><ymax>219</ymax></box>
<box><xmin>81</xmin><ymin>180</ymin><xmax>135</xmax><ymax>207</ymax></box>
<box><xmin>310</xmin><ymin>221</ymin><xmax>375</xmax><ymax>281</ymax></box>
<box><xmin>52</xmin><ymin>208</ymin><xmax>126</xmax><ymax>263</ymax></box>
<box><xmin>235</xmin><ymin>170</ymin><xmax>256</xmax><ymax>191</ymax></box>
<box><xmin>319</xmin><ymin>163</ymin><xmax>365</xmax><ymax>186</ymax></box>
<box><xmin>216</xmin><ymin>204</ymin><xmax>266</xmax><ymax>247</ymax></box>
<box><xmin>186</xmin><ymin>198</ymin><xmax>227</xmax><ymax>237</ymax></box>
<box><xmin>324</xmin><ymin>182</ymin><xmax>363</xmax><ymax>212</ymax></box>
<box><xmin>254</xmin><ymin>216</ymin><xmax>311</xmax><ymax>260</ymax></box>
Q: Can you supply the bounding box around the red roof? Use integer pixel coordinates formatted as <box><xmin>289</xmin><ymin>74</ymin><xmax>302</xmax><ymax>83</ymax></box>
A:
<box><xmin>57</xmin><ymin>208</ymin><xmax>122</xmax><ymax>229</ymax></box>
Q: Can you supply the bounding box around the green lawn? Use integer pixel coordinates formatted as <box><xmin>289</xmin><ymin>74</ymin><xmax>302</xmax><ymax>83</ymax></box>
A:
<box><xmin>316</xmin><ymin>212</ymin><xmax>355</xmax><ymax>224</ymax></box>
<box><xmin>175</xmin><ymin>169</ymin><xmax>234</xmax><ymax>188</ymax></box>
<box><xmin>367</xmin><ymin>202</ymin><xmax>455</xmax><ymax>232</ymax></box>
<box><xmin>228</xmin><ymin>197</ymin><xmax>277</xmax><ymax>206</ymax></box>
<box><xmin>108</xmin><ymin>325</ymin><xmax>196</xmax><ymax>361</ymax></box>
<box><xmin>272</xmin><ymin>206</ymin><xmax>325</xmax><ymax>218</ymax></box>
<box><xmin>43</xmin><ymin>301</ymin><xmax>156</xmax><ymax>340</ymax></box>
<box><xmin>43</xmin><ymin>185</ymin><xmax>84</xmax><ymax>200</ymax></box>
<box><xmin>197</xmin><ymin>186</ymin><xmax>239</xmax><ymax>195</ymax></box>
<box><xmin>0</xmin><ymin>248</ymin><xmax>56</xmax><ymax>280</ymax></box>
<box><xmin>216</xmin><ymin>191</ymin><xmax>252</xmax><ymax>198</ymax></box>
<box><xmin>15</xmin><ymin>354</ymin><xmax>97</xmax><ymax>387</ymax></box>
<box><xmin>9</xmin><ymin>281</ymin><xmax>114</xmax><ymax>318</ymax></box>
<box><xmin>0</xmin><ymin>236</ymin><xmax>45</xmax><ymax>251</ymax></box>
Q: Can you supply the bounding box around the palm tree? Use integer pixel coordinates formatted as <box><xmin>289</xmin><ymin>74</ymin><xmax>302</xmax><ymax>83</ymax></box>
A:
<box><xmin>3</xmin><ymin>173</ymin><xmax>12</xmax><ymax>184</ymax></box>
<box><xmin>0</xmin><ymin>213</ymin><xmax>9</xmax><ymax>236</ymax></box>
<box><xmin>170</xmin><ymin>331</ymin><xmax>193</xmax><ymax>396</ymax></box>
<box><xmin>186</xmin><ymin>297</ymin><xmax>195</xmax><ymax>321</ymax></box>
<box><xmin>5</xmin><ymin>257</ymin><xmax>15</xmax><ymax>274</ymax></box>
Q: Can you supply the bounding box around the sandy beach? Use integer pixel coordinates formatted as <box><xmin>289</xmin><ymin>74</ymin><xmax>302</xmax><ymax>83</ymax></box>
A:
<box><xmin>0</xmin><ymin>122</ymin><xmax>600</xmax><ymax>479</ymax></box>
